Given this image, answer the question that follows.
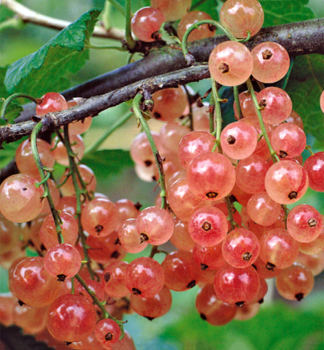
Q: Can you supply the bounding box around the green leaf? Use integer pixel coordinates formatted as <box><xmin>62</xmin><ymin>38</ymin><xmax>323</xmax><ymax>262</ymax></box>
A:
<box><xmin>4</xmin><ymin>9</ymin><xmax>101</xmax><ymax>97</ymax></box>
<box><xmin>0</xmin><ymin>67</ymin><xmax>9</xmax><ymax>98</ymax></box>
<box><xmin>191</xmin><ymin>0</ymin><xmax>219</xmax><ymax>21</ymax></box>
<box><xmin>0</xmin><ymin>99</ymin><xmax>23</xmax><ymax>125</ymax></box>
<box><xmin>286</xmin><ymin>54</ymin><xmax>324</xmax><ymax>140</ymax></box>
<box><xmin>0</xmin><ymin>139</ymin><xmax>25</xmax><ymax>168</ymax></box>
<box><xmin>260</xmin><ymin>0</ymin><xmax>314</xmax><ymax>27</ymax></box>
<box><xmin>83</xmin><ymin>149</ymin><xmax>134</xmax><ymax>179</ymax></box>
<box><xmin>0</xmin><ymin>325</ymin><xmax>54</xmax><ymax>350</ymax></box>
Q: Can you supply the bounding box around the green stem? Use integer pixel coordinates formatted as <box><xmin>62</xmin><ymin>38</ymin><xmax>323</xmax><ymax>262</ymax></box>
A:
<box><xmin>233</xmin><ymin>86</ymin><xmax>241</xmax><ymax>119</ymax></box>
<box><xmin>239</xmin><ymin>31</ymin><xmax>251</xmax><ymax>42</ymax></box>
<box><xmin>183</xmin><ymin>86</ymin><xmax>193</xmax><ymax>131</ymax></box>
<box><xmin>75</xmin><ymin>274</ymin><xmax>124</xmax><ymax>331</ymax></box>
<box><xmin>282</xmin><ymin>204</ymin><xmax>290</xmax><ymax>229</ymax></box>
<box><xmin>60</xmin><ymin>127</ymin><xmax>94</xmax><ymax>279</ymax></box>
<box><xmin>246</xmin><ymin>78</ymin><xmax>280</xmax><ymax>163</ymax></box>
<box><xmin>85</xmin><ymin>44</ymin><xmax>127</xmax><ymax>51</ymax></box>
<box><xmin>133</xmin><ymin>94</ymin><xmax>167</xmax><ymax>210</ymax></box>
<box><xmin>85</xmin><ymin>111</ymin><xmax>132</xmax><ymax>155</ymax></box>
<box><xmin>305</xmin><ymin>145</ymin><xmax>315</xmax><ymax>156</ymax></box>
<box><xmin>211</xmin><ymin>78</ymin><xmax>222</xmax><ymax>151</ymax></box>
<box><xmin>31</xmin><ymin>122</ymin><xmax>64</xmax><ymax>244</ymax></box>
<box><xmin>182</xmin><ymin>19</ymin><xmax>237</xmax><ymax>60</ymax></box>
<box><xmin>1</xmin><ymin>93</ymin><xmax>38</xmax><ymax>121</ymax></box>
<box><xmin>71</xmin><ymin>277</ymin><xmax>75</xmax><ymax>294</ymax></box>
<box><xmin>209</xmin><ymin>94</ymin><xmax>215</xmax><ymax>134</ymax></box>
<box><xmin>125</xmin><ymin>0</ymin><xmax>136</xmax><ymax>49</ymax></box>
<box><xmin>0</xmin><ymin>17</ymin><xmax>25</xmax><ymax>32</ymax></box>
<box><xmin>107</xmin><ymin>0</ymin><xmax>126</xmax><ymax>16</ymax></box>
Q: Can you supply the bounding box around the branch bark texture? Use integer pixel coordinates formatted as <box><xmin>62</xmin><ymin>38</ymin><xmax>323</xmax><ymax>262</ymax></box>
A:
<box><xmin>2</xmin><ymin>19</ymin><xmax>324</xmax><ymax>146</ymax></box>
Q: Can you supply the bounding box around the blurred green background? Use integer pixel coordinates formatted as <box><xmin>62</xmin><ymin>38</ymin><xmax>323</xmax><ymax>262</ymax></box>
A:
<box><xmin>0</xmin><ymin>1</ymin><xmax>324</xmax><ymax>349</ymax></box>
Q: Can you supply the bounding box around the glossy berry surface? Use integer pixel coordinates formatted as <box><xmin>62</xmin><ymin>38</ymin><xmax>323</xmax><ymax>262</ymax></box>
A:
<box><xmin>95</xmin><ymin>318</ymin><xmax>121</xmax><ymax>346</ymax></box>
<box><xmin>36</xmin><ymin>92</ymin><xmax>68</xmax><ymax>116</ymax></box>
<box><xmin>251</xmin><ymin>42</ymin><xmax>290</xmax><ymax>83</ymax></box>
<box><xmin>220</xmin><ymin>0</ymin><xmax>264</xmax><ymax>39</ymax></box>
<box><xmin>47</xmin><ymin>294</ymin><xmax>96</xmax><ymax>342</ymax></box>
<box><xmin>131</xmin><ymin>7</ymin><xmax>166</xmax><ymax>42</ymax></box>
<box><xmin>178</xmin><ymin>11</ymin><xmax>215</xmax><ymax>41</ymax></box>
<box><xmin>209</xmin><ymin>41</ymin><xmax>253</xmax><ymax>86</ymax></box>
<box><xmin>151</xmin><ymin>0</ymin><xmax>192</xmax><ymax>21</ymax></box>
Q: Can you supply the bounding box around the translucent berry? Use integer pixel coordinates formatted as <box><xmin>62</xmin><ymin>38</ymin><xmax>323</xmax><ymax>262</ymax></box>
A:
<box><xmin>220</xmin><ymin>0</ymin><xmax>264</xmax><ymax>39</ymax></box>
<box><xmin>36</xmin><ymin>92</ymin><xmax>68</xmax><ymax>116</ymax></box>
<box><xmin>151</xmin><ymin>0</ymin><xmax>192</xmax><ymax>21</ymax></box>
<box><xmin>95</xmin><ymin>318</ymin><xmax>121</xmax><ymax>346</ymax></box>
<box><xmin>177</xmin><ymin>11</ymin><xmax>215</xmax><ymax>42</ymax></box>
<box><xmin>0</xmin><ymin>174</ymin><xmax>44</xmax><ymax>223</ymax></box>
<box><xmin>131</xmin><ymin>7</ymin><xmax>166</xmax><ymax>42</ymax></box>
<box><xmin>251</xmin><ymin>42</ymin><xmax>290</xmax><ymax>83</ymax></box>
<box><xmin>209</xmin><ymin>41</ymin><xmax>253</xmax><ymax>86</ymax></box>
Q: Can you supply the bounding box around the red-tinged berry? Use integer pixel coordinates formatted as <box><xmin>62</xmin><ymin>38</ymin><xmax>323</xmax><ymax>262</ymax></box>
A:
<box><xmin>125</xmin><ymin>257</ymin><xmax>164</xmax><ymax>298</ymax></box>
<box><xmin>136</xmin><ymin>206</ymin><xmax>174</xmax><ymax>245</ymax></box>
<box><xmin>303</xmin><ymin>152</ymin><xmax>324</xmax><ymax>192</ymax></box>
<box><xmin>259</xmin><ymin>228</ymin><xmax>299</xmax><ymax>270</ymax></box>
<box><xmin>220</xmin><ymin>121</ymin><xmax>257</xmax><ymax>160</ymax></box>
<box><xmin>222</xmin><ymin>228</ymin><xmax>260</xmax><ymax>268</ymax></box>
<box><xmin>257</xmin><ymin>87</ymin><xmax>292</xmax><ymax>125</ymax></box>
<box><xmin>170</xmin><ymin>218</ymin><xmax>196</xmax><ymax>251</ymax></box>
<box><xmin>168</xmin><ymin>177</ymin><xmax>203</xmax><ymax>222</ymax></box>
<box><xmin>36</xmin><ymin>92</ymin><xmax>68</xmax><ymax>116</ymax></box>
<box><xmin>187</xmin><ymin>152</ymin><xmax>236</xmax><ymax>201</ymax></box>
<box><xmin>81</xmin><ymin>198</ymin><xmax>120</xmax><ymax>237</ymax></box>
<box><xmin>103</xmin><ymin>260</ymin><xmax>129</xmax><ymax>298</ymax></box>
<box><xmin>233</xmin><ymin>90</ymin><xmax>258</xmax><ymax>119</ymax></box>
<box><xmin>118</xmin><ymin>218</ymin><xmax>148</xmax><ymax>253</ymax></box>
<box><xmin>297</xmin><ymin>252</ymin><xmax>324</xmax><ymax>277</ymax></box>
<box><xmin>177</xmin><ymin>11</ymin><xmax>215</xmax><ymax>42</ymax></box>
<box><xmin>246</xmin><ymin>191</ymin><xmax>282</xmax><ymax>226</ymax></box>
<box><xmin>95</xmin><ymin>318</ymin><xmax>121</xmax><ymax>346</ymax></box>
<box><xmin>265</xmin><ymin>160</ymin><xmax>308</xmax><ymax>204</ymax></box>
<box><xmin>209</xmin><ymin>41</ymin><xmax>253</xmax><ymax>86</ymax></box>
<box><xmin>196</xmin><ymin>284</ymin><xmax>237</xmax><ymax>326</ymax></box>
<box><xmin>214</xmin><ymin>264</ymin><xmax>260</xmax><ymax>306</ymax></box>
<box><xmin>193</xmin><ymin>243</ymin><xmax>226</xmax><ymax>270</ymax></box>
<box><xmin>234</xmin><ymin>302</ymin><xmax>260</xmax><ymax>321</ymax></box>
<box><xmin>251</xmin><ymin>42</ymin><xmax>290</xmax><ymax>83</ymax></box>
<box><xmin>15</xmin><ymin>139</ymin><xmax>55</xmax><ymax>179</ymax></box>
<box><xmin>287</xmin><ymin>205</ymin><xmax>323</xmax><ymax>243</ymax></box>
<box><xmin>178</xmin><ymin>131</ymin><xmax>216</xmax><ymax>170</ymax></box>
<box><xmin>130</xmin><ymin>286</ymin><xmax>172</xmax><ymax>320</ymax></box>
<box><xmin>9</xmin><ymin>257</ymin><xmax>61</xmax><ymax>308</ymax></box>
<box><xmin>188</xmin><ymin>206</ymin><xmax>228</xmax><ymax>247</ymax></box>
<box><xmin>151</xmin><ymin>87</ymin><xmax>188</xmax><ymax>122</ymax></box>
<box><xmin>131</xmin><ymin>7</ymin><xmax>166</xmax><ymax>42</ymax></box>
<box><xmin>276</xmin><ymin>263</ymin><xmax>314</xmax><ymax>301</ymax></box>
<box><xmin>235</xmin><ymin>155</ymin><xmax>270</xmax><ymax>194</ymax></box>
<box><xmin>162</xmin><ymin>250</ymin><xmax>201</xmax><ymax>291</ymax></box>
<box><xmin>151</xmin><ymin>0</ymin><xmax>192</xmax><ymax>21</ymax></box>
<box><xmin>40</xmin><ymin>211</ymin><xmax>78</xmax><ymax>249</ymax></box>
<box><xmin>220</xmin><ymin>0</ymin><xmax>264</xmax><ymax>39</ymax></box>
<box><xmin>271</xmin><ymin>123</ymin><xmax>306</xmax><ymax>159</ymax></box>
<box><xmin>87</xmin><ymin>232</ymin><xmax>126</xmax><ymax>264</ymax></box>
<box><xmin>44</xmin><ymin>244</ymin><xmax>82</xmax><ymax>281</ymax></box>
<box><xmin>0</xmin><ymin>174</ymin><xmax>44</xmax><ymax>223</ymax></box>
<box><xmin>47</xmin><ymin>294</ymin><xmax>96</xmax><ymax>342</ymax></box>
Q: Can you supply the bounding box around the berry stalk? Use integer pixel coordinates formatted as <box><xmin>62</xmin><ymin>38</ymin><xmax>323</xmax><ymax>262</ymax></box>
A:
<box><xmin>133</xmin><ymin>93</ymin><xmax>167</xmax><ymax>210</ymax></box>
<box><xmin>125</xmin><ymin>0</ymin><xmax>136</xmax><ymax>49</ymax></box>
<box><xmin>211</xmin><ymin>78</ymin><xmax>223</xmax><ymax>152</ymax></box>
<box><xmin>181</xmin><ymin>19</ymin><xmax>237</xmax><ymax>62</ymax></box>
<box><xmin>246</xmin><ymin>78</ymin><xmax>280</xmax><ymax>163</ymax></box>
<box><xmin>31</xmin><ymin>121</ymin><xmax>64</xmax><ymax>244</ymax></box>
<box><xmin>233</xmin><ymin>86</ymin><xmax>242</xmax><ymax>119</ymax></box>
<box><xmin>61</xmin><ymin>126</ymin><xmax>94</xmax><ymax>278</ymax></box>
<box><xmin>1</xmin><ymin>93</ymin><xmax>38</xmax><ymax>122</ymax></box>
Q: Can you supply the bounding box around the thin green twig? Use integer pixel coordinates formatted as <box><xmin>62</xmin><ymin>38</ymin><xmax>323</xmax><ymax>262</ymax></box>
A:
<box><xmin>133</xmin><ymin>94</ymin><xmax>167</xmax><ymax>209</ymax></box>
<box><xmin>211</xmin><ymin>78</ymin><xmax>223</xmax><ymax>152</ymax></box>
<box><xmin>246</xmin><ymin>78</ymin><xmax>280</xmax><ymax>163</ymax></box>
<box><xmin>125</xmin><ymin>0</ymin><xmax>136</xmax><ymax>49</ymax></box>
<box><xmin>1</xmin><ymin>93</ymin><xmax>38</xmax><ymax>121</ymax></box>
<box><xmin>107</xmin><ymin>0</ymin><xmax>126</xmax><ymax>16</ymax></box>
<box><xmin>31</xmin><ymin>122</ymin><xmax>64</xmax><ymax>244</ymax></box>
<box><xmin>233</xmin><ymin>86</ymin><xmax>241</xmax><ymax>119</ymax></box>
